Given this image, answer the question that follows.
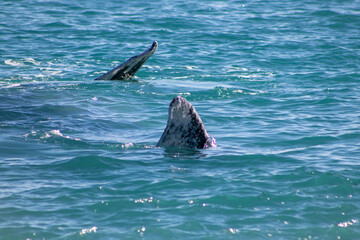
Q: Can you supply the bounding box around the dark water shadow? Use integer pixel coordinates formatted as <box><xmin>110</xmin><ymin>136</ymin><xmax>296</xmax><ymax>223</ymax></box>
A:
<box><xmin>161</xmin><ymin>147</ymin><xmax>208</xmax><ymax>160</ymax></box>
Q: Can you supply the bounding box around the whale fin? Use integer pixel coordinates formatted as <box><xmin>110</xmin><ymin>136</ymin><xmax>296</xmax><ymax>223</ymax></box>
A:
<box><xmin>157</xmin><ymin>96</ymin><xmax>216</xmax><ymax>149</ymax></box>
<box><xmin>95</xmin><ymin>41</ymin><xmax>158</xmax><ymax>80</ymax></box>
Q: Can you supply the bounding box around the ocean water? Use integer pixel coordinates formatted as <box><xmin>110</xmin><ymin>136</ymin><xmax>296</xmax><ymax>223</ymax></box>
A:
<box><xmin>1</xmin><ymin>0</ymin><xmax>360</xmax><ymax>239</ymax></box>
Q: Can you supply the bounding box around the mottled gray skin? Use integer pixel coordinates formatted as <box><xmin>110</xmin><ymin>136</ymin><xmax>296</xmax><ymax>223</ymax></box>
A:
<box><xmin>157</xmin><ymin>96</ymin><xmax>216</xmax><ymax>149</ymax></box>
<box><xmin>95</xmin><ymin>41</ymin><xmax>157</xmax><ymax>80</ymax></box>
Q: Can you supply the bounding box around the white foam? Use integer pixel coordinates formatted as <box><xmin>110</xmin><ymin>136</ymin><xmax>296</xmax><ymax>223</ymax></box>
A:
<box><xmin>50</xmin><ymin>130</ymin><xmax>63</xmax><ymax>137</ymax></box>
<box><xmin>1</xmin><ymin>83</ymin><xmax>21</xmax><ymax>89</ymax></box>
<box><xmin>185</xmin><ymin>66</ymin><xmax>198</xmax><ymax>70</ymax></box>
<box><xmin>24</xmin><ymin>58</ymin><xmax>40</xmax><ymax>65</ymax></box>
<box><xmin>38</xmin><ymin>130</ymin><xmax>81</xmax><ymax>141</ymax></box>
<box><xmin>4</xmin><ymin>58</ymin><xmax>41</xmax><ymax>66</ymax></box>
<box><xmin>123</xmin><ymin>143</ymin><xmax>134</xmax><ymax>148</ymax></box>
<box><xmin>232</xmin><ymin>89</ymin><xmax>243</xmax><ymax>94</ymax></box>
<box><xmin>80</xmin><ymin>226</ymin><xmax>97</xmax><ymax>235</ymax></box>
<box><xmin>4</xmin><ymin>59</ymin><xmax>25</xmax><ymax>67</ymax></box>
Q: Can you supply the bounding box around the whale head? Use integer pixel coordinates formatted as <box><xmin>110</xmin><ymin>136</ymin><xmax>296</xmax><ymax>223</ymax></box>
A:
<box><xmin>157</xmin><ymin>96</ymin><xmax>216</xmax><ymax>149</ymax></box>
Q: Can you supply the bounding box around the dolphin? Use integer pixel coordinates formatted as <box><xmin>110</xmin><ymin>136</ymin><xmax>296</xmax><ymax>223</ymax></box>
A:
<box><xmin>157</xmin><ymin>96</ymin><xmax>216</xmax><ymax>149</ymax></box>
<box><xmin>95</xmin><ymin>41</ymin><xmax>158</xmax><ymax>80</ymax></box>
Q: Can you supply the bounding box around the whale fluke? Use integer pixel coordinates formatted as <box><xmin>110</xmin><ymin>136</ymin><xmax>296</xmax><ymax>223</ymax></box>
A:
<box><xmin>157</xmin><ymin>96</ymin><xmax>216</xmax><ymax>149</ymax></box>
<box><xmin>95</xmin><ymin>41</ymin><xmax>158</xmax><ymax>80</ymax></box>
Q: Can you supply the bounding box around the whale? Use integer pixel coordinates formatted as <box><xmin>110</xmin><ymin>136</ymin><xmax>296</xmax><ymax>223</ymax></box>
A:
<box><xmin>157</xmin><ymin>96</ymin><xmax>216</xmax><ymax>149</ymax></box>
<box><xmin>95</xmin><ymin>42</ymin><xmax>215</xmax><ymax>148</ymax></box>
<box><xmin>96</xmin><ymin>41</ymin><xmax>158</xmax><ymax>80</ymax></box>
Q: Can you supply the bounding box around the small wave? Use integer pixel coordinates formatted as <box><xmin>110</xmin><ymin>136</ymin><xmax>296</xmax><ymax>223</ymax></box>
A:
<box><xmin>143</xmin><ymin>65</ymin><xmax>173</xmax><ymax>70</ymax></box>
<box><xmin>24</xmin><ymin>129</ymin><xmax>82</xmax><ymax>145</ymax></box>
<box><xmin>56</xmin><ymin>156</ymin><xmax>109</xmax><ymax>170</ymax></box>
<box><xmin>223</xmin><ymin>65</ymin><xmax>275</xmax><ymax>80</ymax></box>
<box><xmin>4</xmin><ymin>58</ymin><xmax>41</xmax><ymax>67</ymax></box>
<box><xmin>185</xmin><ymin>66</ymin><xmax>199</xmax><ymax>70</ymax></box>
<box><xmin>42</xmin><ymin>21</ymin><xmax>71</xmax><ymax>28</ymax></box>
<box><xmin>338</xmin><ymin>219</ymin><xmax>358</xmax><ymax>228</ymax></box>
<box><xmin>102</xmin><ymin>142</ymin><xmax>136</xmax><ymax>150</ymax></box>
<box><xmin>0</xmin><ymin>83</ymin><xmax>21</xmax><ymax>89</ymax></box>
<box><xmin>23</xmin><ymin>129</ymin><xmax>154</xmax><ymax>151</ymax></box>
<box><xmin>42</xmin><ymin>130</ymin><xmax>81</xmax><ymax>141</ymax></box>
<box><xmin>80</xmin><ymin>226</ymin><xmax>97</xmax><ymax>235</ymax></box>
<box><xmin>177</xmin><ymin>86</ymin><xmax>266</xmax><ymax>101</ymax></box>
<box><xmin>4</xmin><ymin>59</ymin><xmax>26</xmax><ymax>67</ymax></box>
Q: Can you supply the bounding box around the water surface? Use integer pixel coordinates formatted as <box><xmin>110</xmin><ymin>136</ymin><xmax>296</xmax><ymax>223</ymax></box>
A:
<box><xmin>1</xmin><ymin>0</ymin><xmax>360</xmax><ymax>239</ymax></box>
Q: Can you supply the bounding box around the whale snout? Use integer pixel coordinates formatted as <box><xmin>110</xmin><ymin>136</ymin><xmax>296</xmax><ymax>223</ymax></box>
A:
<box><xmin>158</xmin><ymin>96</ymin><xmax>215</xmax><ymax>149</ymax></box>
<box><xmin>170</xmin><ymin>96</ymin><xmax>183</xmax><ymax>107</ymax></box>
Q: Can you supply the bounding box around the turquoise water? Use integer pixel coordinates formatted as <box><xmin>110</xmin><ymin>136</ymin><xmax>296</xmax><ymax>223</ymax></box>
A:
<box><xmin>1</xmin><ymin>0</ymin><xmax>360</xmax><ymax>239</ymax></box>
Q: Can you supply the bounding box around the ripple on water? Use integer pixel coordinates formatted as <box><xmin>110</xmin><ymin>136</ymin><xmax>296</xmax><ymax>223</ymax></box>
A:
<box><xmin>1</xmin><ymin>0</ymin><xmax>360</xmax><ymax>239</ymax></box>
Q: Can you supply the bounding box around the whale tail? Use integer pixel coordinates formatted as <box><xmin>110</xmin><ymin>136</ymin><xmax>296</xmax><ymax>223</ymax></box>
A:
<box><xmin>157</xmin><ymin>96</ymin><xmax>216</xmax><ymax>149</ymax></box>
<box><xmin>95</xmin><ymin>41</ymin><xmax>158</xmax><ymax>80</ymax></box>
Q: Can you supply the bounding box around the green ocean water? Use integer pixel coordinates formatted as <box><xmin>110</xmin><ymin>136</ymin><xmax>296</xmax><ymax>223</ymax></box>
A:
<box><xmin>1</xmin><ymin>0</ymin><xmax>360</xmax><ymax>239</ymax></box>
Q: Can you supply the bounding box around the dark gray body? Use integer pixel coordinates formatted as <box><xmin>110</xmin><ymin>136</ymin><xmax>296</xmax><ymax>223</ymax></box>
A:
<box><xmin>157</xmin><ymin>96</ymin><xmax>216</xmax><ymax>149</ymax></box>
<box><xmin>95</xmin><ymin>41</ymin><xmax>157</xmax><ymax>80</ymax></box>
